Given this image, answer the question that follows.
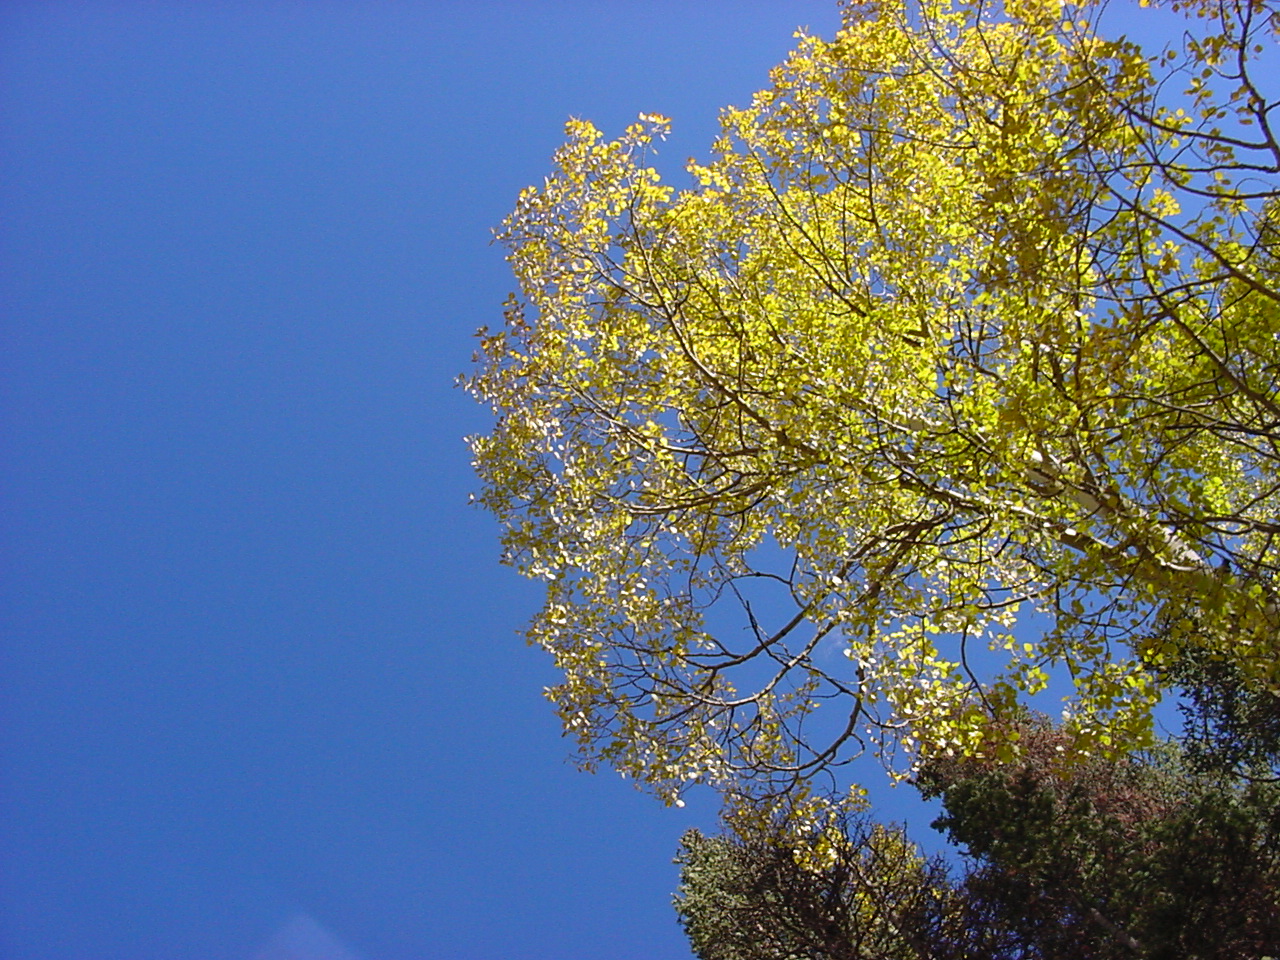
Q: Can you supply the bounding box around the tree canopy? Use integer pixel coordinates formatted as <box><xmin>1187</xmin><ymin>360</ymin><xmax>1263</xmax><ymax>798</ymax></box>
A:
<box><xmin>466</xmin><ymin>0</ymin><xmax>1280</xmax><ymax>806</ymax></box>
<box><xmin>917</xmin><ymin>721</ymin><xmax>1280</xmax><ymax>957</ymax></box>
<box><xmin>675</xmin><ymin>816</ymin><xmax>987</xmax><ymax>960</ymax></box>
<box><xmin>674</xmin><ymin>724</ymin><xmax>1280</xmax><ymax>959</ymax></box>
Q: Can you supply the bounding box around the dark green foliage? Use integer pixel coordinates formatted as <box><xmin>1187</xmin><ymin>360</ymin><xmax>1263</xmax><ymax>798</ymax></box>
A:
<box><xmin>674</xmin><ymin>822</ymin><xmax>928</xmax><ymax>960</ymax></box>
<box><xmin>677</xmin><ymin>723</ymin><xmax>1280</xmax><ymax>960</ymax></box>
<box><xmin>674</xmin><ymin>814</ymin><xmax>1016</xmax><ymax>960</ymax></box>
<box><xmin>1168</xmin><ymin>644</ymin><xmax>1280</xmax><ymax>779</ymax></box>
<box><xmin>917</xmin><ymin>721</ymin><xmax>1280</xmax><ymax>959</ymax></box>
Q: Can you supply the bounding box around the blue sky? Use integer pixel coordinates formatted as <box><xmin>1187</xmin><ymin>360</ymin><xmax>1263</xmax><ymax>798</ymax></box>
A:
<box><xmin>1</xmin><ymin>3</ymin><xmax>861</xmax><ymax>959</ymax></box>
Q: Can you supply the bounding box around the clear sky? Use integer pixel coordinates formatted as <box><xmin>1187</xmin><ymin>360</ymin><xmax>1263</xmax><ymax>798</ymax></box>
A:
<box><xmin>1</xmin><ymin>3</ymin><xmax>862</xmax><ymax>959</ymax></box>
